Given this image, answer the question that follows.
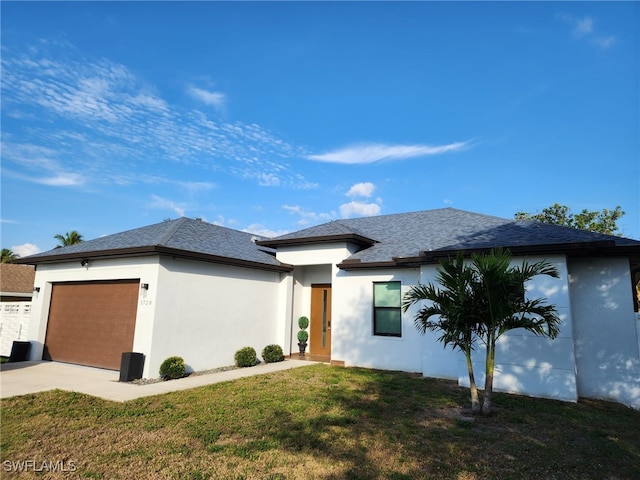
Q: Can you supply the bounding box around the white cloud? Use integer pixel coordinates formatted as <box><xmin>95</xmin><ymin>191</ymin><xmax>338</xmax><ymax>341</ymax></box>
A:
<box><xmin>187</xmin><ymin>86</ymin><xmax>225</xmax><ymax>109</ymax></box>
<box><xmin>572</xmin><ymin>16</ymin><xmax>593</xmax><ymax>37</ymax></box>
<box><xmin>556</xmin><ymin>13</ymin><xmax>617</xmax><ymax>49</ymax></box>
<box><xmin>307</xmin><ymin>141</ymin><xmax>469</xmax><ymax>164</ymax></box>
<box><xmin>1</xmin><ymin>142</ymin><xmax>86</xmax><ymax>187</ymax></box>
<box><xmin>12</xmin><ymin>243</ymin><xmax>41</xmax><ymax>257</ymax></box>
<box><xmin>346</xmin><ymin>182</ymin><xmax>375</xmax><ymax>198</ymax></box>
<box><xmin>339</xmin><ymin>201</ymin><xmax>381</xmax><ymax>218</ymax></box>
<box><xmin>283</xmin><ymin>204</ymin><xmax>334</xmax><ymax>225</ymax></box>
<box><xmin>257</xmin><ymin>173</ymin><xmax>281</xmax><ymax>187</ymax></box>
<box><xmin>243</xmin><ymin>224</ymin><xmax>289</xmax><ymax>238</ymax></box>
<box><xmin>592</xmin><ymin>35</ymin><xmax>616</xmax><ymax>49</ymax></box>
<box><xmin>36</xmin><ymin>172</ymin><xmax>85</xmax><ymax>187</ymax></box>
<box><xmin>149</xmin><ymin>194</ymin><xmax>186</xmax><ymax>217</ymax></box>
<box><xmin>0</xmin><ymin>40</ymin><xmax>310</xmax><ymax>190</ymax></box>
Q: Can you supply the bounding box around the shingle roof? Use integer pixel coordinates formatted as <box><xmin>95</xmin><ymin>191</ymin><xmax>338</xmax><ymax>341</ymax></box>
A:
<box><xmin>0</xmin><ymin>264</ymin><xmax>36</xmax><ymax>293</ymax></box>
<box><xmin>261</xmin><ymin>208</ymin><xmax>640</xmax><ymax>266</ymax></box>
<box><xmin>18</xmin><ymin>218</ymin><xmax>290</xmax><ymax>271</ymax></box>
<box><xmin>17</xmin><ymin>209</ymin><xmax>640</xmax><ymax>271</ymax></box>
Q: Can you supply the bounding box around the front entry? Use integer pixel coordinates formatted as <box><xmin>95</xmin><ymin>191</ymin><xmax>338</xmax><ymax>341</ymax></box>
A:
<box><xmin>310</xmin><ymin>284</ymin><xmax>331</xmax><ymax>360</ymax></box>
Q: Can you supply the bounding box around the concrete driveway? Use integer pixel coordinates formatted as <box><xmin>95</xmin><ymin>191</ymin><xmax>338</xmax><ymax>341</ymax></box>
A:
<box><xmin>0</xmin><ymin>359</ymin><xmax>312</xmax><ymax>402</ymax></box>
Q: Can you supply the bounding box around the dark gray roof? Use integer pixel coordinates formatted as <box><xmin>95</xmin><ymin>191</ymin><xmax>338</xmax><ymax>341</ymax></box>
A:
<box><xmin>261</xmin><ymin>208</ymin><xmax>640</xmax><ymax>267</ymax></box>
<box><xmin>19</xmin><ymin>218</ymin><xmax>290</xmax><ymax>272</ymax></box>
<box><xmin>18</xmin><ymin>209</ymin><xmax>640</xmax><ymax>271</ymax></box>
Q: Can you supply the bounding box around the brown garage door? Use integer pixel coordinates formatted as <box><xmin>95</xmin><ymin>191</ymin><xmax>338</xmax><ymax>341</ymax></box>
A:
<box><xmin>44</xmin><ymin>280</ymin><xmax>139</xmax><ymax>370</ymax></box>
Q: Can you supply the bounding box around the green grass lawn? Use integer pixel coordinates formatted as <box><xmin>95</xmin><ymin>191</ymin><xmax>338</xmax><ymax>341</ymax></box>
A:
<box><xmin>1</xmin><ymin>364</ymin><xmax>639</xmax><ymax>479</ymax></box>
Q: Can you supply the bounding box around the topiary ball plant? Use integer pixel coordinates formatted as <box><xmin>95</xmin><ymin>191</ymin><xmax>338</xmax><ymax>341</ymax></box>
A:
<box><xmin>235</xmin><ymin>346</ymin><xmax>258</xmax><ymax>368</ymax></box>
<box><xmin>262</xmin><ymin>344</ymin><xmax>284</xmax><ymax>363</ymax></box>
<box><xmin>297</xmin><ymin>316</ymin><xmax>310</xmax><ymax>357</ymax></box>
<box><xmin>298</xmin><ymin>316</ymin><xmax>309</xmax><ymax>330</ymax></box>
<box><xmin>159</xmin><ymin>356</ymin><xmax>186</xmax><ymax>380</ymax></box>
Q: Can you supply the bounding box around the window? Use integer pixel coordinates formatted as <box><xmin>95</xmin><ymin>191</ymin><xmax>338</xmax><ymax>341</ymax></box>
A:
<box><xmin>373</xmin><ymin>281</ymin><xmax>402</xmax><ymax>337</ymax></box>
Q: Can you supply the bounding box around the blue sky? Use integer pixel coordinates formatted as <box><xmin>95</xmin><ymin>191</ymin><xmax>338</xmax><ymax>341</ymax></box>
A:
<box><xmin>2</xmin><ymin>2</ymin><xmax>638</xmax><ymax>256</ymax></box>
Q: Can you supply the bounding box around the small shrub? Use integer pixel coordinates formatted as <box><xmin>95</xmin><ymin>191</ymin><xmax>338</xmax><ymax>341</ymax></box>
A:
<box><xmin>297</xmin><ymin>330</ymin><xmax>309</xmax><ymax>343</ymax></box>
<box><xmin>159</xmin><ymin>356</ymin><xmax>186</xmax><ymax>380</ymax></box>
<box><xmin>235</xmin><ymin>347</ymin><xmax>258</xmax><ymax>368</ymax></box>
<box><xmin>262</xmin><ymin>344</ymin><xmax>284</xmax><ymax>364</ymax></box>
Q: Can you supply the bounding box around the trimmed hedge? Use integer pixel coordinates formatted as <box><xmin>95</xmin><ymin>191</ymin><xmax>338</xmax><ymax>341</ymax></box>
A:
<box><xmin>262</xmin><ymin>344</ymin><xmax>284</xmax><ymax>364</ymax></box>
<box><xmin>235</xmin><ymin>347</ymin><xmax>258</xmax><ymax>368</ymax></box>
<box><xmin>159</xmin><ymin>356</ymin><xmax>186</xmax><ymax>380</ymax></box>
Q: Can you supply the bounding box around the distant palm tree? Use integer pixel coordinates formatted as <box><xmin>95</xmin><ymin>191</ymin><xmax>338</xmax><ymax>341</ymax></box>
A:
<box><xmin>54</xmin><ymin>231</ymin><xmax>84</xmax><ymax>248</ymax></box>
<box><xmin>1</xmin><ymin>248</ymin><xmax>19</xmax><ymax>263</ymax></box>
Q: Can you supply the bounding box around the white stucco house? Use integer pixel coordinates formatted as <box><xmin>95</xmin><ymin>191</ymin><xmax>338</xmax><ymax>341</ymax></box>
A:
<box><xmin>17</xmin><ymin>208</ymin><xmax>640</xmax><ymax>408</ymax></box>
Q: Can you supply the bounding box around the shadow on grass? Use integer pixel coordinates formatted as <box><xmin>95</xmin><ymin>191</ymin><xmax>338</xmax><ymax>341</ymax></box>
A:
<box><xmin>4</xmin><ymin>364</ymin><xmax>639</xmax><ymax>479</ymax></box>
<box><xmin>197</xmin><ymin>365</ymin><xmax>640</xmax><ymax>479</ymax></box>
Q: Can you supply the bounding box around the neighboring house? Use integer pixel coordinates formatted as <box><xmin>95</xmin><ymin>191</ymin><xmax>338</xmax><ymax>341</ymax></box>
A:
<box><xmin>17</xmin><ymin>208</ymin><xmax>640</xmax><ymax>408</ymax></box>
<box><xmin>0</xmin><ymin>264</ymin><xmax>35</xmax><ymax>357</ymax></box>
<box><xmin>0</xmin><ymin>264</ymin><xmax>35</xmax><ymax>302</ymax></box>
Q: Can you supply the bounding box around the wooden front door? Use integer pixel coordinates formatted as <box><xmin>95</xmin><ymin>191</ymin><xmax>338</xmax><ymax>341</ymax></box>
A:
<box><xmin>310</xmin><ymin>284</ymin><xmax>331</xmax><ymax>359</ymax></box>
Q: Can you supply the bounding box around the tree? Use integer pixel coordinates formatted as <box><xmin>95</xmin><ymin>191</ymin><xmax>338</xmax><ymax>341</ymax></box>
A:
<box><xmin>403</xmin><ymin>249</ymin><xmax>561</xmax><ymax>416</ymax></box>
<box><xmin>1</xmin><ymin>248</ymin><xmax>19</xmax><ymax>263</ymax></box>
<box><xmin>54</xmin><ymin>231</ymin><xmax>84</xmax><ymax>248</ymax></box>
<box><xmin>515</xmin><ymin>203</ymin><xmax>625</xmax><ymax>236</ymax></box>
<box><xmin>402</xmin><ymin>253</ymin><xmax>483</xmax><ymax>413</ymax></box>
<box><xmin>471</xmin><ymin>249</ymin><xmax>561</xmax><ymax>415</ymax></box>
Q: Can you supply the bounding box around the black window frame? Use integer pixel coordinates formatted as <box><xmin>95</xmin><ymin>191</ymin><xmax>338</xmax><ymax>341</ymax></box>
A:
<box><xmin>373</xmin><ymin>281</ymin><xmax>402</xmax><ymax>337</ymax></box>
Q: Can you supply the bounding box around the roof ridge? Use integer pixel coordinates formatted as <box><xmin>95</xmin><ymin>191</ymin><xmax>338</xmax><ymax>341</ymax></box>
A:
<box><xmin>332</xmin><ymin>219</ymin><xmax>372</xmax><ymax>238</ymax></box>
<box><xmin>155</xmin><ymin>217</ymin><xmax>190</xmax><ymax>246</ymax></box>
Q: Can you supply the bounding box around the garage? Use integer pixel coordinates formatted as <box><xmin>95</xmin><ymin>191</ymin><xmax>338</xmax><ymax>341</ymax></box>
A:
<box><xmin>44</xmin><ymin>280</ymin><xmax>139</xmax><ymax>370</ymax></box>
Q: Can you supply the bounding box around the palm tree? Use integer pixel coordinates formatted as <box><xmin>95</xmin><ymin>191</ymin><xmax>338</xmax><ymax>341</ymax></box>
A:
<box><xmin>403</xmin><ymin>252</ymin><xmax>483</xmax><ymax>414</ymax></box>
<box><xmin>403</xmin><ymin>248</ymin><xmax>561</xmax><ymax>416</ymax></box>
<box><xmin>54</xmin><ymin>231</ymin><xmax>84</xmax><ymax>248</ymax></box>
<box><xmin>471</xmin><ymin>248</ymin><xmax>561</xmax><ymax>415</ymax></box>
<box><xmin>1</xmin><ymin>248</ymin><xmax>19</xmax><ymax>263</ymax></box>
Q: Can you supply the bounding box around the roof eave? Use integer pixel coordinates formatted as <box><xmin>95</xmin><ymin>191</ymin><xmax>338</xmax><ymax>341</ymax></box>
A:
<box><xmin>338</xmin><ymin>240</ymin><xmax>640</xmax><ymax>270</ymax></box>
<box><xmin>257</xmin><ymin>233</ymin><xmax>375</xmax><ymax>249</ymax></box>
<box><xmin>16</xmin><ymin>246</ymin><xmax>294</xmax><ymax>273</ymax></box>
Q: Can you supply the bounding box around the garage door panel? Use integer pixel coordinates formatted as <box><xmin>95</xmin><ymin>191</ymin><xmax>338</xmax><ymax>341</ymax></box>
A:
<box><xmin>45</xmin><ymin>280</ymin><xmax>139</xmax><ymax>370</ymax></box>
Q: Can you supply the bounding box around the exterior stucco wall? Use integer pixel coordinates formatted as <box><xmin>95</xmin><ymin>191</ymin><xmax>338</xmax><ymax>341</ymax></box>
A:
<box><xmin>274</xmin><ymin>242</ymin><xmax>360</xmax><ymax>267</ymax></box>
<box><xmin>148</xmin><ymin>257</ymin><xmax>283</xmax><ymax>378</ymax></box>
<box><xmin>332</xmin><ymin>268</ymin><xmax>422</xmax><ymax>373</ymax></box>
<box><xmin>331</xmin><ymin>255</ymin><xmax>579</xmax><ymax>404</ymax></box>
<box><xmin>454</xmin><ymin>255</ymin><xmax>578</xmax><ymax>403</ymax></box>
<box><xmin>26</xmin><ymin>257</ymin><xmax>161</xmax><ymax>366</ymax></box>
<box><xmin>569</xmin><ymin>257</ymin><xmax>640</xmax><ymax>409</ymax></box>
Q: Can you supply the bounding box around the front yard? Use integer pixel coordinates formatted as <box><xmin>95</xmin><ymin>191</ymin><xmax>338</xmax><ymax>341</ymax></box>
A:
<box><xmin>1</xmin><ymin>364</ymin><xmax>639</xmax><ymax>479</ymax></box>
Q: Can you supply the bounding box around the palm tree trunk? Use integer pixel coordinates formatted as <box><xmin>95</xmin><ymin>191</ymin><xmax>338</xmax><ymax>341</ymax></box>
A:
<box><xmin>482</xmin><ymin>334</ymin><xmax>495</xmax><ymax>416</ymax></box>
<box><xmin>464</xmin><ymin>346</ymin><xmax>480</xmax><ymax>414</ymax></box>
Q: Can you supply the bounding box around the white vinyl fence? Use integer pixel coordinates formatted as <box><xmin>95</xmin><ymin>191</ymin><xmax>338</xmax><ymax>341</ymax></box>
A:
<box><xmin>0</xmin><ymin>302</ymin><xmax>31</xmax><ymax>357</ymax></box>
